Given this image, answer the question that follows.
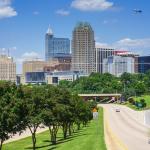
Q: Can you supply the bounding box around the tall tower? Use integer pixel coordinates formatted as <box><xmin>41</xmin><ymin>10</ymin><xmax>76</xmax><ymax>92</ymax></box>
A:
<box><xmin>45</xmin><ymin>26</ymin><xmax>70</xmax><ymax>61</ymax></box>
<box><xmin>45</xmin><ymin>27</ymin><xmax>54</xmax><ymax>61</ymax></box>
<box><xmin>72</xmin><ymin>22</ymin><xmax>96</xmax><ymax>74</ymax></box>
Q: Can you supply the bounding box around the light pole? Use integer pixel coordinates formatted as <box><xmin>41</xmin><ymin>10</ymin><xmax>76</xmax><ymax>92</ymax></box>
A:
<box><xmin>124</xmin><ymin>82</ymin><xmax>126</xmax><ymax>93</ymax></box>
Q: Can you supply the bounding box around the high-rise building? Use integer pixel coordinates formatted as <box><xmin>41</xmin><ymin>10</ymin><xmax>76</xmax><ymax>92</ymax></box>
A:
<box><xmin>103</xmin><ymin>56</ymin><xmax>135</xmax><ymax>77</ymax></box>
<box><xmin>0</xmin><ymin>55</ymin><xmax>16</xmax><ymax>82</ymax></box>
<box><xmin>45</xmin><ymin>27</ymin><xmax>70</xmax><ymax>61</ymax></box>
<box><xmin>72</xmin><ymin>22</ymin><xmax>96</xmax><ymax>74</ymax></box>
<box><xmin>96</xmin><ymin>47</ymin><xmax>114</xmax><ymax>73</ymax></box>
<box><xmin>138</xmin><ymin>56</ymin><xmax>150</xmax><ymax>73</ymax></box>
<box><xmin>114</xmin><ymin>51</ymin><xmax>139</xmax><ymax>73</ymax></box>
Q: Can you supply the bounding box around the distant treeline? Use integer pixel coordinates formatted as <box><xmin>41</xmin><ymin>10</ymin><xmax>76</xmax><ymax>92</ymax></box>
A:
<box><xmin>59</xmin><ymin>71</ymin><xmax>150</xmax><ymax>98</ymax></box>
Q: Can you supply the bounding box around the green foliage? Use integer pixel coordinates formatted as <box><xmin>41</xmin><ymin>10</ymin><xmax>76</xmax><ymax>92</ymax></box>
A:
<box><xmin>58</xmin><ymin>72</ymin><xmax>150</xmax><ymax>102</ymax></box>
<box><xmin>4</xmin><ymin>108</ymin><xmax>106</xmax><ymax>150</ymax></box>
<box><xmin>0</xmin><ymin>82</ymin><xmax>24</xmax><ymax>150</ymax></box>
<box><xmin>0</xmin><ymin>82</ymin><xmax>93</xmax><ymax>149</ymax></box>
<box><xmin>122</xmin><ymin>88</ymin><xmax>135</xmax><ymax>100</ymax></box>
<box><xmin>65</xmin><ymin>73</ymin><xmax>121</xmax><ymax>94</ymax></box>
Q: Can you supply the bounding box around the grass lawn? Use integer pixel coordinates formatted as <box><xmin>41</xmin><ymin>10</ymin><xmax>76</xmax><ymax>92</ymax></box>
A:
<box><xmin>125</xmin><ymin>95</ymin><xmax>150</xmax><ymax>111</ymax></box>
<box><xmin>3</xmin><ymin>107</ymin><xmax>106</xmax><ymax>150</ymax></box>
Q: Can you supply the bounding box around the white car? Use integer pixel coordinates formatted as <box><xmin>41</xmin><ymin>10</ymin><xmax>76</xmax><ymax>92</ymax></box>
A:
<box><xmin>116</xmin><ymin>108</ymin><xmax>120</xmax><ymax>112</ymax></box>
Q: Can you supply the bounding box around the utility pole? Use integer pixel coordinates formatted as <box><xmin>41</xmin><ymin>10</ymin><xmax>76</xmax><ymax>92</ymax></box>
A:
<box><xmin>124</xmin><ymin>82</ymin><xmax>126</xmax><ymax>93</ymax></box>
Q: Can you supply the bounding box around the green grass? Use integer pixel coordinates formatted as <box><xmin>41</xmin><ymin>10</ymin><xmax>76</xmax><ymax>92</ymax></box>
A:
<box><xmin>3</xmin><ymin>108</ymin><xmax>106</xmax><ymax>150</ymax></box>
<box><xmin>125</xmin><ymin>95</ymin><xmax>150</xmax><ymax>111</ymax></box>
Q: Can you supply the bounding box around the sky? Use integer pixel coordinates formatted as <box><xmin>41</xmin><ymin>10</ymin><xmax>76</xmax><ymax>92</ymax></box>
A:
<box><xmin>0</xmin><ymin>0</ymin><xmax>150</xmax><ymax>73</ymax></box>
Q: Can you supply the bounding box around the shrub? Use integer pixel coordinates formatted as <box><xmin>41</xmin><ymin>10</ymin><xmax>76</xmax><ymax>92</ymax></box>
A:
<box><xmin>128</xmin><ymin>97</ymin><xmax>135</xmax><ymax>104</ymax></box>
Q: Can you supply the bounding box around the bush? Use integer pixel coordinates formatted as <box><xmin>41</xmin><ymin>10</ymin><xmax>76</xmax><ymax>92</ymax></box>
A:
<box><xmin>140</xmin><ymin>99</ymin><xmax>147</xmax><ymax>108</ymax></box>
<box><xmin>128</xmin><ymin>97</ymin><xmax>135</xmax><ymax>104</ymax></box>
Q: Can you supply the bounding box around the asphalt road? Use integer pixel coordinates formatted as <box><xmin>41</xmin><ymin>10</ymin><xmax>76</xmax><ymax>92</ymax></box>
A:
<box><xmin>100</xmin><ymin>104</ymin><xmax>150</xmax><ymax>150</ymax></box>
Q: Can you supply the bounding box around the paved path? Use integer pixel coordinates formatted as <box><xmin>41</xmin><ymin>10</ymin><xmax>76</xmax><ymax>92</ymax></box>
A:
<box><xmin>4</xmin><ymin>127</ymin><xmax>48</xmax><ymax>144</ymax></box>
<box><xmin>100</xmin><ymin>104</ymin><xmax>150</xmax><ymax>150</ymax></box>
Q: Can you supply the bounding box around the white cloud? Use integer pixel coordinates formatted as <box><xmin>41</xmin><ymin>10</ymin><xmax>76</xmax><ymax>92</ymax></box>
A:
<box><xmin>96</xmin><ymin>42</ymin><xmax>110</xmax><ymax>48</ymax></box>
<box><xmin>96</xmin><ymin>38</ymin><xmax>150</xmax><ymax>55</ymax></box>
<box><xmin>56</xmin><ymin>9</ymin><xmax>70</xmax><ymax>16</ymax></box>
<box><xmin>71</xmin><ymin>0</ymin><xmax>113</xmax><ymax>11</ymax></box>
<box><xmin>0</xmin><ymin>6</ymin><xmax>17</xmax><ymax>18</ymax></box>
<box><xmin>0</xmin><ymin>0</ymin><xmax>17</xmax><ymax>19</ymax></box>
<box><xmin>115</xmin><ymin>38</ymin><xmax>150</xmax><ymax>48</ymax></box>
<box><xmin>16</xmin><ymin>52</ymin><xmax>41</xmax><ymax>64</ymax></box>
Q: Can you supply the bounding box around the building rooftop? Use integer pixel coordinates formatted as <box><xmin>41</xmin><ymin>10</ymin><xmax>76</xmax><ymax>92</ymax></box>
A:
<box><xmin>46</xmin><ymin>26</ymin><xmax>53</xmax><ymax>35</ymax></box>
<box><xmin>74</xmin><ymin>22</ymin><xmax>93</xmax><ymax>30</ymax></box>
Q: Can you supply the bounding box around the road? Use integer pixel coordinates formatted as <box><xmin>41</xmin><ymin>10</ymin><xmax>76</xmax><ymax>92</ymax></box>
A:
<box><xmin>100</xmin><ymin>104</ymin><xmax>150</xmax><ymax>150</ymax></box>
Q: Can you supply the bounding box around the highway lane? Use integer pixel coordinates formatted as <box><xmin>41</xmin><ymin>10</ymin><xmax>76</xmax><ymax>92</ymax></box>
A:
<box><xmin>100</xmin><ymin>104</ymin><xmax>150</xmax><ymax>150</ymax></box>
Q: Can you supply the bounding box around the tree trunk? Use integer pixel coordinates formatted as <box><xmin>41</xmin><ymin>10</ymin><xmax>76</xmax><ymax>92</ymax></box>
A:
<box><xmin>50</xmin><ymin>130</ymin><xmax>56</xmax><ymax>145</ymax></box>
<box><xmin>49</xmin><ymin>126</ymin><xmax>58</xmax><ymax>145</ymax></box>
<box><xmin>0</xmin><ymin>140</ymin><xmax>3</xmax><ymax>150</ymax></box>
<box><xmin>68</xmin><ymin>123</ymin><xmax>72</xmax><ymax>136</ymax></box>
<box><xmin>32</xmin><ymin>133</ymin><xmax>36</xmax><ymax>150</ymax></box>
<box><xmin>63</xmin><ymin>124</ymin><xmax>68</xmax><ymax>139</ymax></box>
<box><xmin>77</xmin><ymin>123</ymin><xmax>80</xmax><ymax>130</ymax></box>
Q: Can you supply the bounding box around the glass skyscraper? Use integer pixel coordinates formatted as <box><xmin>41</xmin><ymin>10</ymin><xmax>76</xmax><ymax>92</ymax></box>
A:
<box><xmin>45</xmin><ymin>27</ymin><xmax>70</xmax><ymax>61</ymax></box>
<box><xmin>138</xmin><ymin>56</ymin><xmax>150</xmax><ymax>73</ymax></box>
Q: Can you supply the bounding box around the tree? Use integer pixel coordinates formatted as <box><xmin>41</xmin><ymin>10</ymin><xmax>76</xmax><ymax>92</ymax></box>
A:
<box><xmin>41</xmin><ymin>85</ymin><xmax>60</xmax><ymax>145</ymax></box>
<box><xmin>21</xmin><ymin>86</ymin><xmax>45</xmax><ymax>150</ymax></box>
<box><xmin>135</xmin><ymin>81</ymin><xmax>146</xmax><ymax>96</ymax></box>
<box><xmin>59</xmin><ymin>80</ymin><xmax>71</xmax><ymax>90</ymax></box>
<box><xmin>57</xmin><ymin>89</ymin><xmax>72</xmax><ymax>139</ymax></box>
<box><xmin>0</xmin><ymin>91</ymin><xmax>23</xmax><ymax>150</ymax></box>
<box><xmin>122</xmin><ymin>88</ymin><xmax>135</xmax><ymax>100</ymax></box>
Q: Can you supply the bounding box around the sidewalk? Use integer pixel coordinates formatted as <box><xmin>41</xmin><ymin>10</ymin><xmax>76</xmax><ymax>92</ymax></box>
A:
<box><xmin>4</xmin><ymin>127</ymin><xmax>48</xmax><ymax>144</ymax></box>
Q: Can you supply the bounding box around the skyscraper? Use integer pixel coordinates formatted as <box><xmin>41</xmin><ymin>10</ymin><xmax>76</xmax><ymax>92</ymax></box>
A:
<box><xmin>72</xmin><ymin>22</ymin><xmax>96</xmax><ymax>74</ymax></box>
<box><xmin>45</xmin><ymin>27</ymin><xmax>70</xmax><ymax>61</ymax></box>
<box><xmin>138</xmin><ymin>56</ymin><xmax>150</xmax><ymax>73</ymax></box>
<box><xmin>95</xmin><ymin>47</ymin><xmax>114</xmax><ymax>73</ymax></box>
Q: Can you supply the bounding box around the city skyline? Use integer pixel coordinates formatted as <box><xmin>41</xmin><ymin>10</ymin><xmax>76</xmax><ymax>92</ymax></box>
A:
<box><xmin>0</xmin><ymin>0</ymin><xmax>150</xmax><ymax>73</ymax></box>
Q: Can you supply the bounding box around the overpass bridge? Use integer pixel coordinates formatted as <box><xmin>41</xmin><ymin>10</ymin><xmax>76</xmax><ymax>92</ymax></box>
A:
<box><xmin>78</xmin><ymin>93</ymin><xmax>122</xmax><ymax>103</ymax></box>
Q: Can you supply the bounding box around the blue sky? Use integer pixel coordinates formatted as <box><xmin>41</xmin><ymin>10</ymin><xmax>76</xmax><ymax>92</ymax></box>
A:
<box><xmin>0</xmin><ymin>0</ymin><xmax>150</xmax><ymax>73</ymax></box>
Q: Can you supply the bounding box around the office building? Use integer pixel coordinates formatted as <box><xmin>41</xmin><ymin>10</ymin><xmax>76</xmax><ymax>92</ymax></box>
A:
<box><xmin>23</xmin><ymin>60</ymin><xmax>46</xmax><ymax>75</ymax></box>
<box><xmin>103</xmin><ymin>56</ymin><xmax>135</xmax><ymax>77</ymax></box>
<box><xmin>114</xmin><ymin>51</ymin><xmax>139</xmax><ymax>73</ymax></box>
<box><xmin>25</xmin><ymin>72</ymin><xmax>46</xmax><ymax>84</ymax></box>
<box><xmin>22</xmin><ymin>70</ymin><xmax>88</xmax><ymax>85</ymax></box>
<box><xmin>45</xmin><ymin>27</ymin><xmax>70</xmax><ymax>61</ymax></box>
<box><xmin>0</xmin><ymin>55</ymin><xmax>16</xmax><ymax>82</ymax></box>
<box><xmin>138</xmin><ymin>56</ymin><xmax>150</xmax><ymax>73</ymax></box>
<box><xmin>72</xmin><ymin>22</ymin><xmax>96</xmax><ymax>74</ymax></box>
<box><xmin>44</xmin><ymin>55</ymin><xmax>72</xmax><ymax>72</ymax></box>
<box><xmin>46</xmin><ymin>71</ymin><xmax>88</xmax><ymax>85</ymax></box>
<box><xmin>96</xmin><ymin>47</ymin><xmax>114</xmax><ymax>73</ymax></box>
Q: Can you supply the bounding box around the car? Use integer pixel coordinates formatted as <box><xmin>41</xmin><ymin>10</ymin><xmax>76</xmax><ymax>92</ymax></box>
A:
<box><xmin>148</xmin><ymin>139</ymin><xmax>150</xmax><ymax>144</ymax></box>
<box><xmin>116</xmin><ymin>108</ymin><xmax>120</xmax><ymax>112</ymax></box>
